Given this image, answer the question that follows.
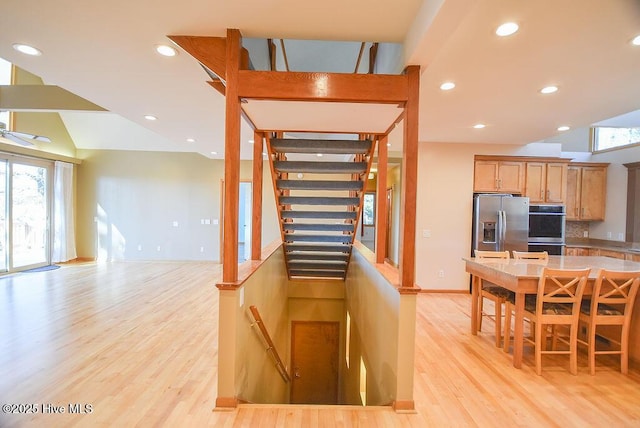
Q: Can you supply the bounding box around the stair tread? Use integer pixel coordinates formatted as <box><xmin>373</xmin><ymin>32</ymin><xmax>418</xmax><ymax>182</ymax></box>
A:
<box><xmin>283</xmin><ymin>223</ymin><xmax>354</xmax><ymax>232</ymax></box>
<box><xmin>282</xmin><ymin>211</ymin><xmax>357</xmax><ymax>219</ymax></box>
<box><xmin>284</xmin><ymin>234</ymin><xmax>352</xmax><ymax>243</ymax></box>
<box><xmin>276</xmin><ymin>180</ymin><xmax>364</xmax><ymax>191</ymax></box>
<box><xmin>287</xmin><ymin>254</ymin><xmax>349</xmax><ymax>262</ymax></box>
<box><xmin>288</xmin><ymin>261</ymin><xmax>347</xmax><ymax>269</ymax></box>
<box><xmin>271</xmin><ymin>138</ymin><xmax>371</xmax><ymax>154</ymax></box>
<box><xmin>285</xmin><ymin>244</ymin><xmax>351</xmax><ymax>253</ymax></box>
<box><xmin>280</xmin><ymin>196</ymin><xmax>360</xmax><ymax>206</ymax></box>
<box><xmin>274</xmin><ymin>161</ymin><xmax>367</xmax><ymax>174</ymax></box>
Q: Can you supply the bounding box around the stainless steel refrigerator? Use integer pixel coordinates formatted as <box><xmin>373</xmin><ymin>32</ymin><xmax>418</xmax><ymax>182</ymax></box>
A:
<box><xmin>472</xmin><ymin>194</ymin><xmax>530</xmax><ymax>253</ymax></box>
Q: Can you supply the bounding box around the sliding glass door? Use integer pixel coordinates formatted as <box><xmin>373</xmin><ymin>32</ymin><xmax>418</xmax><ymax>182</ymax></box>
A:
<box><xmin>11</xmin><ymin>162</ymin><xmax>50</xmax><ymax>269</ymax></box>
<box><xmin>0</xmin><ymin>156</ymin><xmax>52</xmax><ymax>273</ymax></box>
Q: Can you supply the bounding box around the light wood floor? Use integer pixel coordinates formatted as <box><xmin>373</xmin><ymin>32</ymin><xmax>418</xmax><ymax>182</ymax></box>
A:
<box><xmin>1</xmin><ymin>261</ymin><xmax>640</xmax><ymax>427</ymax></box>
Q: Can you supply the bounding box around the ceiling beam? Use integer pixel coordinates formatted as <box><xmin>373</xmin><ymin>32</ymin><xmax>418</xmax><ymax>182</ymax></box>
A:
<box><xmin>237</xmin><ymin>71</ymin><xmax>408</xmax><ymax>103</ymax></box>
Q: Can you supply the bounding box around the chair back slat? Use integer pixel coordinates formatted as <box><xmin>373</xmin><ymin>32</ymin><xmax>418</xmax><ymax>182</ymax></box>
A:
<box><xmin>591</xmin><ymin>269</ymin><xmax>640</xmax><ymax>316</ymax></box>
<box><xmin>537</xmin><ymin>267</ymin><xmax>591</xmax><ymax>314</ymax></box>
<box><xmin>475</xmin><ymin>250</ymin><xmax>509</xmax><ymax>259</ymax></box>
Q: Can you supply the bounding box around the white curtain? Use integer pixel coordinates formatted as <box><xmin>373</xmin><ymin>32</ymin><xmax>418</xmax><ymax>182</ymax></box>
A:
<box><xmin>52</xmin><ymin>161</ymin><xmax>77</xmax><ymax>262</ymax></box>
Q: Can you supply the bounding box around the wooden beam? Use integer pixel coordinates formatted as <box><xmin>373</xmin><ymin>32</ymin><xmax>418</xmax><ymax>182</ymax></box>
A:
<box><xmin>168</xmin><ymin>36</ymin><xmax>227</xmax><ymax>81</ymax></box>
<box><xmin>368</xmin><ymin>43</ymin><xmax>379</xmax><ymax>74</ymax></box>
<box><xmin>207</xmin><ymin>80</ymin><xmax>226</xmax><ymax>96</ymax></box>
<box><xmin>237</xmin><ymin>70</ymin><xmax>408</xmax><ymax>103</ymax></box>
<box><xmin>375</xmin><ymin>135</ymin><xmax>388</xmax><ymax>264</ymax></box>
<box><xmin>399</xmin><ymin>65</ymin><xmax>420</xmax><ymax>290</ymax></box>
<box><xmin>251</xmin><ymin>131</ymin><xmax>264</xmax><ymax>260</ymax></box>
<box><xmin>222</xmin><ymin>29</ymin><xmax>242</xmax><ymax>283</ymax></box>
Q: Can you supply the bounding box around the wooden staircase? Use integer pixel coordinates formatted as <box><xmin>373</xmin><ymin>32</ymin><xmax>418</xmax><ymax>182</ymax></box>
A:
<box><xmin>267</xmin><ymin>136</ymin><xmax>376</xmax><ymax>280</ymax></box>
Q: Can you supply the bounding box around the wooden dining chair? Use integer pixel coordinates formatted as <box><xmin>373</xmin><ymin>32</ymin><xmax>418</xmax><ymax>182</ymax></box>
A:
<box><xmin>512</xmin><ymin>251</ymin><xmax>549</xmax><ymax>260</ymax></box>
<box><xmin>576</xmin><ymin>269</ymin><xmax>640</xmax><ymax>375</ymax></box>
<box><xmin>504</xmin><ymin>267</ymin><xmax>590</xmax><ymax>375</ymax></box>
<box><xmin>474</xmin><ymin>250</ymin><xmax>512</xmax><ymax>347</ymax></box>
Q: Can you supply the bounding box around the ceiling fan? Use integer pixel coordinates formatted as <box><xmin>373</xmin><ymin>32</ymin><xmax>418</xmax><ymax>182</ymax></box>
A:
<box><xmin>0</xmin><ymin>121</ymin><xmax>51</xmax><ymax>147</ymax></box>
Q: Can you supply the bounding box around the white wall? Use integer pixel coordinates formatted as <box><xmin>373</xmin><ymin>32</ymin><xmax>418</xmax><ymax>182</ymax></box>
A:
<box><xmin>415</xmin><ymin>142</ymin><xmax>561</xmax><ymax>291</ymax></box>
<box><xmin>76</xmin><ymin>150</ymin><xmax>279</xmax><ymax>262</ymax></box>
<box><xmin>589</xmin><ymin>145</ymin><xmax>640</xmax><ymax>241</ymax></box>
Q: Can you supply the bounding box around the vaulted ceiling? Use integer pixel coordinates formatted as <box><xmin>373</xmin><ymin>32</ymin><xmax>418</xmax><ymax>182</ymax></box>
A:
<box><xmin>0</xmin><ymin>0</ymin><xmax>639</xmax><ymax>159</ymax></box>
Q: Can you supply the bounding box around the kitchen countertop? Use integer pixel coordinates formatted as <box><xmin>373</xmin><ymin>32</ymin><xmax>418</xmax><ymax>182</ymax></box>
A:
<box><xmin>565</xmin><ymin>238</ymin><xmax>640</xmax><ymax>254</ymax></box>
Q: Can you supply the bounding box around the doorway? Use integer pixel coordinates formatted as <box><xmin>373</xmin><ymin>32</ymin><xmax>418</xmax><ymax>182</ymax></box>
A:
<box><xmin>219</xmin><ymin>180</ymin><xmax>252</xmax><ymax>263</ymax></box>
<box><xmin>0</xmin><ymin>157</ymin><xmax>52</xmax><ymax>273</ymax></box>
<box><xmin>290</xmin><ymin>321</ymin><xmax>340</xmax><ymax>404</ymax></box>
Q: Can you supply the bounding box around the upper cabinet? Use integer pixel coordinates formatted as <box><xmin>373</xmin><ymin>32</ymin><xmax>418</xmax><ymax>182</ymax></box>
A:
<box><xmin>566</xmin><ymin>163</ymin><xmax>608</xmax><ymax>221</ymax></box>
<box><xmin>474</xmin><ymin>158</ymin><xmax>524</xmax><ymax>194</ymax></box>
<box><xmin>524</xmin><ymin>161</ymin><xmax>569</xmax><ymax>204</ymax></box>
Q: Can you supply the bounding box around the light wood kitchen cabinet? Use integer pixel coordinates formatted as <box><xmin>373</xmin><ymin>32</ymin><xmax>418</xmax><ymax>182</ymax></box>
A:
<box><xmin>524</xmin><ymin>162</ymin><xmax>568</xmax><ymax>204</ymax></box>
<box><xmin>597</xmin><ymin>249</ymin><xmax>627</xmax><ymax>259</ymax></box>
<box><xmin>474</xmin><ymin>159</ymin><xmax>524</xmax><ymax>194</ymax></box>
<box><xmin>566</xmin><ymin>163</ymin><xmax>608</xmax><ymax>221</ymax></box>
<box><xmin>565</xmin><ymin>247</ymin><xmax>589</xmax><ymax>256</ymax></box>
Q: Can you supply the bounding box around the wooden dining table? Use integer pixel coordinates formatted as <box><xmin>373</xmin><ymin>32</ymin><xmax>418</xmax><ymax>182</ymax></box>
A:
<box><xmin>464</xmin><ymin>255</ymin><xmax>640</xmax><ymax>368</ymax></box>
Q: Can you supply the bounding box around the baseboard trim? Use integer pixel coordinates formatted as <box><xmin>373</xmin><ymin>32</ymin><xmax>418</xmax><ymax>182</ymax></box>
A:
<box><xmin>392</xmin><ymin>400</ymin><xmax>416</xmax><ymax>413</ymax></box>
<box><xmin>215</xmin><ymin>397</ymin><xmax>238</xmax><ymax>410</ymax></box>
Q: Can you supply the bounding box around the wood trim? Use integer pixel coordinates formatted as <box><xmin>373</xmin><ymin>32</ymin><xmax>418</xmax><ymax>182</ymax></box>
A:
<box><xmin>399</xmin><ymin>65</ymin><xmax>419</xmax><ymax>290</ymax></box>
<box><xmin>375</xmin><ymin>136</ymin><xmax>388</xmax><ymax>264</ymax></box>
<box><xmin>251</xmin><ymin>131</ymin><xmax>264</xmax><ymax>260</ymax></box>
<box><xmin>168</xmin><ymin>35</ymin><xmax>227</xmax><ymax>81</ymax></box>
<box><xmin>222</xmin><ymin>29</ymin><xmax>242</xmax><ymax>283</ymax></box>
<box><xmin>237</xmin><ymin>70</ymin><xmax>408</xmax><ymax>103</ymax></box>
<box><xmin>474</xmin><ymin>154</ymin><xmax>574</xmax><ymax>163</ymax></box>
<box><xmin>207</xmin><ymin>80</ymin><xmax>226</xmax><ymax>96</ymax></box>
<box><xmin>216</xmin><ymin>239</ymin><xmax>282</xmax><ymax>290</ymax></box>
<box><xmin>392</xmin><ymin>400</ymin><xmax>416</xmax><ymax>412</ymax></box>
<box><xmin>215</xmin><ymin>396</ymin><xmax>238</xmax><ymax>409</ymax></box>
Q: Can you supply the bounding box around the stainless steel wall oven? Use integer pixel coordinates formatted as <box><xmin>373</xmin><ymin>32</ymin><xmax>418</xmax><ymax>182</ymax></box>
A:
<box><xmin>528</xmin><ymin>204</ymin><xmax>566</xmax><ymax>255</ymax></box>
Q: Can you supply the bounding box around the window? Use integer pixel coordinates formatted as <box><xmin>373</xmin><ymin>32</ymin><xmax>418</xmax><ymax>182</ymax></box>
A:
<box><xmin>362</xmin><ymin>193</ymin><xmax>375</xmax><ymax>226</ymax></box>
<box><xmin>592</xmin><ymin>127</ymin><xmax>640</xmax><ymax>152</ymax></box>
<box><xmin>0</xmin><ymin>57</ymin><xmax>12</xmax><ymax>128</ymax></box>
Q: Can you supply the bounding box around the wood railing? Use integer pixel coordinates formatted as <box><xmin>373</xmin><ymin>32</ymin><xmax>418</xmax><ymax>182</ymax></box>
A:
<box><xmin>249</xmin><ymin>305</ymin><xmax>291</xmax><ymax>382</ymax></box>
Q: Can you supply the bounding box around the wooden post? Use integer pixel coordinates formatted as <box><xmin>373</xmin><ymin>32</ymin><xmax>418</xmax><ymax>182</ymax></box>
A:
<box><xmin>399</xmin><ymin>65</ymin><xmax>420</xmax><ymax>290</ymax></box>
<box><xmin>375</xmin><ymin>136</ymin><xmax>388</xmax><ymax>264</ymax></box>
<box><xmin>252</xmin><ymin>130</ymin><xmax>264</xmax><ymax>260</ymax></box>
<box><xmin>222</xmin><ymin>29</ymin><xmax>242</xmax><ymax>283</ymax></box>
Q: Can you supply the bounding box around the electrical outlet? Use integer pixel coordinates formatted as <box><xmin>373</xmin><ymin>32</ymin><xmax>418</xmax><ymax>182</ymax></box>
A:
<box><xmin>438</xmin><ymin>270</ymin><xmax>444</xmax><ymax>278</ymax></box>
<box><xmin>583</xmin><ymin>231</ymin><xmax>588</xmax><ymax>238</ymax></box>
<box><xmin>200</xmin><ymin>246</ymin><xmax>204</xmax><ymax>253</ymax></box>
<box><xmin>607</xmin><ymin>232</ymin><xmax>612</xmax><ymax>239</ymax></box>
<box><xmin>618</xmin><ymin>233</ymin><xmax>624</xmax><ymax>240</ymax></box>
<box><xmin>423</xmin><ymin>229</ymin><xmax>431</xmax><ymax>238</ymax></box>
<box><xmin>137</xmin><ymin>245</ymin><xmax>142</xmax><ymax>251</ymax></box>
<box><xmin>156</xmin><ymin>246</ymin><xmax>161</xmax><ymax>252</ymax></box>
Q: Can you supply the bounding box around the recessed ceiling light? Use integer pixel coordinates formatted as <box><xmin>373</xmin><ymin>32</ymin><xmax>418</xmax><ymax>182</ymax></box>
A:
<box><xmin>496</xmin><ymin>22</ymin><xmax>519</xmax><ymax>37</ymax></box>
<box><xmin>440</xmin><ymin>82</ymin><xmax>456</xmax><ymax>91</ymax></box>
<box><xmin>386</xmin><ymin>142</ymin><xmax>392</xmax><ymax>147</ymax></box>
<box><xmin>316</xmin><ymin>153</ymin><xmax>323</xmax><ymax>157</ymax></box>
<box><xmin>632</xmin><ymin>35</ymin><xmax>640</xmax><ymax>46</ymax></box>
<box><xmin>473</xmin><ymin>123</ymin><xmax>486</xmax><ymax>129</ymax></box>
<box><xmin>248</xmin><ymin>139</ymin><xmax>254</xmax><ymax>144</ymax></box>
<box><xmin>144</xmin><ymin>115</ymin><xmax>157</xmax><ymax>121</ymax></box>
<box><xmin>540</xmin><ymin>86</ymin><xmax>558</xmax><ymax>94</ymax></box>
<box><xmin>557</xmin><ymin>126</ymin><xmax>570</xmax><ymax>132</ymax></box>
<box><xmin>186</xmin><ymin>138</ymin><xmax>195</xmax><ymax>143</ymax></box>
<box><xmin>262</xmin><ymin>152</ymin><xmax>267</xmax><ymax>156</ymax></box>
<box><xmin>12</xmin><ymin>43</ymin><xmax>42</xmax><ymax>56</ymax></box>
<box><xmin>211</xmin><ymin>151</ymin><xmax>218</xmax><ymax>155</ymax></box>
<box><xmin>156</xmin><ymin>44</ymin><xmax>177</xmax><ymax>57</ymax></box>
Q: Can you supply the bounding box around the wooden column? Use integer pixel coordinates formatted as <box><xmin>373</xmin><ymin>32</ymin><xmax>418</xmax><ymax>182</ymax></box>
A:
<box><xmin>375</xmin><ymin>136</ymin><xmax>388</xmax><ymax>264</ymax></box>
<box><xmin>222</xmin><ymin>29</ymin><xmax>242</xmax><ymax>283</ymax></box>
<box><xmin>399</xmin><ymin>65</ymin><xmax>420</xmax><ymax>290</ymax></box>
<box><xmin>251</xmin><ymin>130</ymin><xmax>264</xmax><ymax>260</ymax></box>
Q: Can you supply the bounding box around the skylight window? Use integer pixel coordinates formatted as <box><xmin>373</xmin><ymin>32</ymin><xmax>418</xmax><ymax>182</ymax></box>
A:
<box><xmin>592</xmin><ymin>127</ymin><xmax>640</xmax><ymax>152</ymax></box>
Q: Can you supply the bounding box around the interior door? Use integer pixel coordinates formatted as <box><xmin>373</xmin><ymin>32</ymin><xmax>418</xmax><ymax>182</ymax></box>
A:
<box><xmin>290</xmin><ymin>321</ymin><xmax>339</xmax><ymax>404</ymax></box>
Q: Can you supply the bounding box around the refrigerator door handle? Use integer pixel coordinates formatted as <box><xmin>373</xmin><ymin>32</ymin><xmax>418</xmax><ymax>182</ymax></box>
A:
<box><xmin>502</xmin><ymin>210</ymin><xmax>507</xmax><ymax>243</ymax></box>
<box><xmin>497</xmin><ymin>210</ymin><xmax>503</xmax><ymax>251</ymax></box>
